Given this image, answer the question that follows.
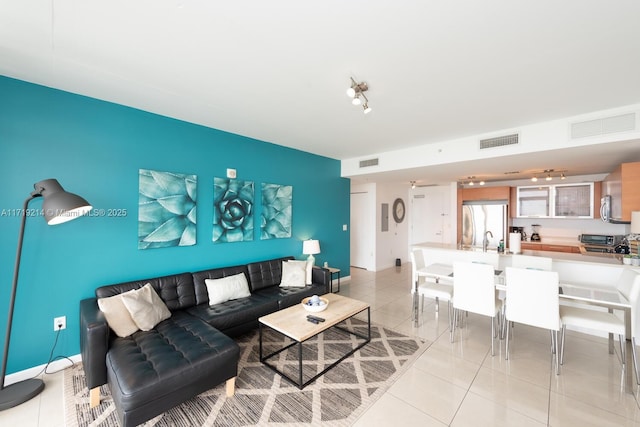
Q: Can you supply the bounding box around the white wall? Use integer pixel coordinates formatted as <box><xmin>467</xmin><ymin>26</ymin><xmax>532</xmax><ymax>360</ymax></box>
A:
<box><xmin>350</xmin><ymin>181</ymin><xmax>411</xmax><ymax>271</ymax></box>
<box><xmin>376</xmin><ymin>182</ymin><xmax>409</xmax><ymax>270</ymax></box>
<box><xmin>350</xmin><ymin>182</ymin><xmax>376</xmax><ymax>271</ymax></box>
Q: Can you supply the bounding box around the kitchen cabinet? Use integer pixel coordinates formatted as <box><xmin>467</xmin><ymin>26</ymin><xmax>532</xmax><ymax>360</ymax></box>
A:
<box><xmin>521</xmin><ymin>242</ymin><xmax>581</xmax><ymax>253</ymax></box>
<box><xmin>602</xmin><ymin>161</ymin><xmax>640</xmax><ymax>222</ymax></box>
<box><xmin>456</xmin><ymin>186</ymin><xmax>511</xmax><ymax>244</ymax></box>
<box><xmin>517</xmin><ymin>186</ymin><xmax>551</xmax><ymax>217</ymax></box>
<box><xmin>516</xmin><ymin>183</ymin><xmax>594</xmax><ymax>218</ymax></box>
<box><xmin>553</xmin><ymin>183</ymin><xmax>594</xmax><ymax>218</ymax></box>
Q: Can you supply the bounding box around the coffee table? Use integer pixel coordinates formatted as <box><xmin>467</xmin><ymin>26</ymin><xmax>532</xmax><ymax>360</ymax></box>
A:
<box><xmin>258</xmin><ymin>293</ymin><xmax>371</xmax><ymax>389</ymax></box>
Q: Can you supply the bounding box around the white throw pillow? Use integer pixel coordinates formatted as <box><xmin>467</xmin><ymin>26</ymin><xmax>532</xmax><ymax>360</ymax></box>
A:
<box><xmin>204</xmin><ymin>272</ymin><xmax>251</xmax><ymax>306</ymax></box>
<box><xmin>98</xmin><ymin>289</ymin><xmax>139</xmax><ymax>337</ymax></box>
<box><xmin>305</xmin><ymin>259</ymin><xmax>313</xmax><ymax>285</ymax></box>
<box><xmin>120</xmin><ymin>283</ymin><xmax>172</xmax><ymax>331</ymax></box>
<box><xmin>280</xmin><ymin>260</ymin><xmax>307</xmax><ymax>288</ymax></box>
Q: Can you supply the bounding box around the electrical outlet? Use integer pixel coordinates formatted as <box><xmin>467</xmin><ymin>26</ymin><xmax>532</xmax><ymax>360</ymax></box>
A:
<box><xmin>54</xmin><ymin>316</ymin><xmax>66</xmax><ymax>331</ymax></box>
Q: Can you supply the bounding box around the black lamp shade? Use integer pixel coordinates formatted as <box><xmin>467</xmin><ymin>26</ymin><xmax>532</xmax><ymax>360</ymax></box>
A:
<box><xmin>36</xmin><ymin>179</ymin><xmax>93</xmax><ymax>225</ymax></box>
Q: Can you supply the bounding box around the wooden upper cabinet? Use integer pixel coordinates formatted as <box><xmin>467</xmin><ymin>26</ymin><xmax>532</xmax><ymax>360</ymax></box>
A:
<box><xmin>456</xmin><ymin>186</ymin><xmax>511</xmax><ymax>242</ymax></box>
<box><xmin>459</xmin><ymin>186</ymin><xmax>511</xmax><ymax>202</ymax></box>
<box><xmin>602</xmin><ymin>161</ymin><xmax>640</xmax><ymax>222</ymax></box>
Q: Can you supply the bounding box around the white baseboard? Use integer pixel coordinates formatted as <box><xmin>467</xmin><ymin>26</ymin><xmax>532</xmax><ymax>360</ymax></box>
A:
<box><xmin>4</xmin><ymin>354</ymin><xmax>81</xmax><ymax>386</ymax></box>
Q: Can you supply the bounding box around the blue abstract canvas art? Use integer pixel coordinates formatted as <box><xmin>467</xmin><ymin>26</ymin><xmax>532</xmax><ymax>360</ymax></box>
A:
<box><xmin>213</xmin><ymin>177</ymin><xmax>254</xmax><ymax>243</ymax></box>
<box><xmin>261</xmin><ymin>183</ymin><xmax>292</xmax><ymax>239</ymax></box>
<box><xmin>138</xmin><ymin>169</ymin><xmax>197</xmax><ymax>249</ymax></box>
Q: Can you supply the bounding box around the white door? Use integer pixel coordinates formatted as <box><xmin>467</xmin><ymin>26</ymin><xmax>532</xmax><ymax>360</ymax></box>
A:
<box><xmin>350</xmin><ymin>191</ymin><xmax>374</xmax><ymax>270</ymax></box>
<box><xmin>410</xmin><ymin>186</ymin><xmax>453</xmax><ymax>245</ymax></box>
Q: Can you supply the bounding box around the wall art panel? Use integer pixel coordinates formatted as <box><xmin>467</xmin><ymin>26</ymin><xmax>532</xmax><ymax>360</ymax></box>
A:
<box><xmin>261</xmin><ymin>183</ymin><xmax>292</xmax><ymax>239</ymax></box>
<box><xmin>213</xmin><ymin>177</ymin><xmax>254</xmax><ymax>243</ymax></box>
<box><xmin>138</xmin><ymin>169</ymin><xmax>197</xmax><ymax>249</ymax></box>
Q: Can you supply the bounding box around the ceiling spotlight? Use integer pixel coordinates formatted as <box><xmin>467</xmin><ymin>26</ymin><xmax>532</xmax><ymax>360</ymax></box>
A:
<box><xmin>546</xmin><ymin>173</ymin><xmax>552</xmax><ymax>181</ymax></box>
<box><xmin>479</xmin><ymin>180</ymin><xmax>485</xmax><ymax>186</ymax></box>
<box><xmin>531</xmin><ymin>175</ymin><xmax>538</xmax><ymax>182</ymax></box>
<box><xmin>346</xmin><ymin>82</ymin><xmax>357</xmax><ymax>98</ymax></box>
<box><xmin>347</xmin><ymin>77</ymin><xmax>371</xmax><ymax>114</ymax></box>
<box><xmin>410</xmin><ymin>181</ymin><xmax>416</xmax><ymax>189</ymax></box>
<box><xmin>561</xmin><ymin>172</ymin><xmax>566</xmax><ymax>180</ymax></box>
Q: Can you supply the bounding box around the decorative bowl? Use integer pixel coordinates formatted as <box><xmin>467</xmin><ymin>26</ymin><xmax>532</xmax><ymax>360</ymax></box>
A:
<box><xmin>301</xmin><ymin>296</ymin><xmax>329</xmax><ymax>312</ymax></box>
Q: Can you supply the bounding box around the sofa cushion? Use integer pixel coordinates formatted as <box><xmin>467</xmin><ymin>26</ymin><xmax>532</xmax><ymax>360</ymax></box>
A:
<box><xmin>192</xmin><ymin>265</ymin><xmax>250</xmax><ymax>306</ymax></box>
<box><xmin>256</xmin><ymin>284</ymin><xmax>327</xmax><ymax>309</ymax></box>
<box><xmin>279</xmin><ymin>260</ymin><xmax>307</xmax><ymax>288</ymax></box>
<box><xmin>96</xmin><ymin>272</ymin><xmax>196</xmax><ymax>311</ymax></box>
<box><xmin>187</xmin><ymin>293</ymin><xmax>278</xmax><ymax>332</ymax></box>
<box><xmin>120</xmin><ymin>283</ymin><xmax>172</xmax><ymax>331</ymax></box>
<box><xmin>97</xmin><ymin>290</ymin><xmax>139</xmax><ymax>337</ymax></box>
<box><xmin>205</xmin><ymin>272</ymin><xmax>251</xmax><ymax>305</ymax></box>
<box><xmin>246</xmin><ymin>256</ymin><xmax>294</xmax><ymax>291</ymax></box>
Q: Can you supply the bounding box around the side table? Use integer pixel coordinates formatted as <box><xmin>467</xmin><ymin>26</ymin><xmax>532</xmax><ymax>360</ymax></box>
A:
<box><xmin>326</xmin><ymin>267</ymin><xmax>341</xmax><ymax>293</ymax></box>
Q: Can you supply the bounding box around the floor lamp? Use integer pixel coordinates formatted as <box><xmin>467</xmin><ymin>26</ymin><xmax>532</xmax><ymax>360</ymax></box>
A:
<box><xmin>0</xmin><ymin>179</ymin><xmax>92</xmax><ymax>411</ymax></box>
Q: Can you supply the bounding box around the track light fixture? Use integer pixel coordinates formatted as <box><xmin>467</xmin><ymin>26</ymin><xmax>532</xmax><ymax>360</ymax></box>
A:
<box><xmin>530</xmin><ymin>169</ymin><xmax>569</xmax><ymax>182</ymax></box>
<box><xmin>346</xmin><ymin>77</ymin><xmax>371</xmax><ymax>114</ymax></box>
<box><xmin>410</xmin><ymin>181</ymin><xmax>416</xmax><ymax>189</ymax></box>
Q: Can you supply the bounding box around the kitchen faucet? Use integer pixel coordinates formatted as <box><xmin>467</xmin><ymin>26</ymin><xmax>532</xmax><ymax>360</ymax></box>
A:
<box><xmin>483</xmin><ymin>230</ymin><xmax>493</xmax><ymax>252</ymax></box>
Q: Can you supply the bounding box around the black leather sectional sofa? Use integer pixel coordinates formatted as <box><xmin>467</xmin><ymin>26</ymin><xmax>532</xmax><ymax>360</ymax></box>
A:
<box><xmin>80</xmin><ymin>256</ymin><xmax>330</xmax><ymax>427</ymax></box>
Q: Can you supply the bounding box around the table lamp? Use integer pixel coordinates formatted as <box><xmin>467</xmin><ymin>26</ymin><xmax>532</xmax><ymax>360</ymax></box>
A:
<box><xmin>303</xmin><ymin>239</ymin><xmax>321</xmax><ymax>265</ymax></box>
<box><xmin>303</xmin><ymin>240</ymin><xmax>320</xmax><ymax>285</ymax></box>
<box><xmin>0</xmin><ymin>179</ymin><xmax>92</xmax><ymax>410</ymax></box>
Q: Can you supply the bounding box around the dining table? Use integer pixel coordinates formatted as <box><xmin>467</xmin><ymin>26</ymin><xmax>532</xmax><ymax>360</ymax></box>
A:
<box><xmin>415</xmin><ymin>262</ymin><xmax>635</xmax><ymax>393</ymax></box>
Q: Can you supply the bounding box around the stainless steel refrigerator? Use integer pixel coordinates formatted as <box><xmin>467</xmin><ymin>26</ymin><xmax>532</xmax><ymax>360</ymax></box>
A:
<box><xmin>461</xmin><ymin>201</ymin><xmax>508</xmax><ymax>249</ymax></box>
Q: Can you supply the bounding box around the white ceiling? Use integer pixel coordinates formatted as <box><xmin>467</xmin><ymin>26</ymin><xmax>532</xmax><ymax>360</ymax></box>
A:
<box><xmin>2</xmin><ymin>1</ymin><xmax>640</xmax><ymax>184</ymax></box>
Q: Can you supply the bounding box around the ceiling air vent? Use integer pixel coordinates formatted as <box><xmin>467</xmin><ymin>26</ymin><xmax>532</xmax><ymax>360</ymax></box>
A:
<box><xmin>479</xmin><ymin>133</ymin><xmax>519</xmax><ymax>150</ymax></box>
<box><xmin>571</xmin><ymin>113</ymin><xmax>636</xmax><ymax>139</ymax></box>
<box><xmin>359</xmin><ymin>158</ymin><xmax>379</xmax><ymax>168</ymax></box>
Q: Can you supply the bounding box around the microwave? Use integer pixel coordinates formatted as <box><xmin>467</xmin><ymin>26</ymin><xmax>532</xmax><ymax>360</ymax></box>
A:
<box><xmin>600</xmin><ymin>195</ymin><xmax>631</xmax><ymax>224</ymax></box>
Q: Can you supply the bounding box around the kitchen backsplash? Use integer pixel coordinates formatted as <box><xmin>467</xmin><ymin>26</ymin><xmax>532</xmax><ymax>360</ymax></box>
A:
<box><xmin>511</xmin><ymin>218</ymin><xmax>630</xmax><ymax>241</ymax></box>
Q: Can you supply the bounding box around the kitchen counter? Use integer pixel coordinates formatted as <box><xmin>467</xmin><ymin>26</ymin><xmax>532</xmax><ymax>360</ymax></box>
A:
<box><xmin>412</xmin><ymin>242</ymin><xmax>636</xmax><ymax>288</ymax></box>
<box><xmin>412</xmin><ymin>242</ymin><xmax>622</xmax><ymax>265</ymax></box>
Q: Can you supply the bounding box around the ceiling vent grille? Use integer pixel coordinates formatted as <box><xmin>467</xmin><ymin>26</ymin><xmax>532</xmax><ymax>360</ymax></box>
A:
<box><xmin>571</xmin><ymin>113</ymin><xmax>636</xmax><ymax>139</ymax></box>
<box><xmin>479</xmin><ymin>133</ymin><xmax>519</xmax><ymax>149</ymax></box>
<box><xmin>359</xmin><ymin>158</ymin><xmax>379</xmax><ymax>168</ymax></box>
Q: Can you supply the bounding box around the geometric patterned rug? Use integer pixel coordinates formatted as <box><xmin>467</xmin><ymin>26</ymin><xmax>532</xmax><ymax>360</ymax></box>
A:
<box><xmin>64</xmin><ymin>318</ymin><xmax>429</xmax><ymax>426</ymax></box>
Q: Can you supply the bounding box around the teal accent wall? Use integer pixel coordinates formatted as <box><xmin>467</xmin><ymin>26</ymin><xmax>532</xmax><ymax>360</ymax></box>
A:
<box><xmin>0</xmin><ymin>76</ymin><xmax>350</xmax><ymax>375</ymax></box>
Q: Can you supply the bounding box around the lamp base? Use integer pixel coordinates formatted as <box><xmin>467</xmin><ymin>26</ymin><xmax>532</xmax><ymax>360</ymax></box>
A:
<box><xmin>0</xmin><ymin>378</ymin><xmax>45</xmax><ymax>411</ymax></box>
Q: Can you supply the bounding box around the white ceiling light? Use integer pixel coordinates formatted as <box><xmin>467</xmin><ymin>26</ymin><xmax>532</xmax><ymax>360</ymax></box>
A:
<box><xmin>346</xmin><ymin>77</ymin><xmax>371</xmax><ymax>114</ymax></box>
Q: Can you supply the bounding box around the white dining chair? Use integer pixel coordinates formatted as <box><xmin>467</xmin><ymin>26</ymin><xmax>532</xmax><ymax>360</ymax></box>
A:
<box><xmin>625</xmin><ymin>270</ymin><xmax>640</xmax><ymax>384</ymax></box>
<box><xmin>410</xmin><ymin>249</ymin><xmax>454</xmax><ymax>336</ymax></box>
<box><xmin>560</xmin><ymin>269</ymin><xmax>640</xmax><ymax>377</ymax></box>
<box><xmin>504</xmin><ymin>266</ymin><xmax>561</xmax><ymax>374</ymax></box>
<box><xmin>501</xmin><ymin>254</ymin><xmax>553</xmax><ymax>338</ymax></box>
<box><xmin>452</xmin><ymin>261</ymin><xmax>501</xmax><ymax>356</ymax></box>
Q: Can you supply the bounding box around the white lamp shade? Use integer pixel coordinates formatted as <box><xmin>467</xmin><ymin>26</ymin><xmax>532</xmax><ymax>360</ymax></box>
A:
<box><xmin>303</xmin><ymin>239</ymin><xmax>321</xmax><ymax>255</ymax></box>
<box><xmin>631</xmin><ymin>211</ymin><xmax>640</xmax><ymax>234</ymax></box>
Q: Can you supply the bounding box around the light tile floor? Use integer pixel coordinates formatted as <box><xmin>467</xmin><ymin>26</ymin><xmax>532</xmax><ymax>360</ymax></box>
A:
<box><xmin>2</xmin><ymin>264</ymin><xmax>640</xmax><ymax>426</ymax></box>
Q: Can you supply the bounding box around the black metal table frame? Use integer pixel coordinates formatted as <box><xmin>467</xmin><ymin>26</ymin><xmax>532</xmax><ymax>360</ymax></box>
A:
<box><xmin>259</xmin><ymin>307</ymin><xmax>371</xmax><ymax>389</ymax></box>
